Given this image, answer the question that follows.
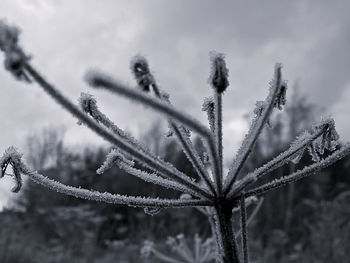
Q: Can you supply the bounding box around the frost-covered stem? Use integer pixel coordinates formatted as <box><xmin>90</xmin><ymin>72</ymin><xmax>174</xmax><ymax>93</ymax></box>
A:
<box><xmin>231</xmin><ymin>196</ymin><xmax>258</xmax><ymax>213</ymax></box>
<box><xmin>171</xmin><ymin>125</ymin><xmax>216</xmax><ymax>194</ymax></box>
<box><xmin>214</xmin><ymin>203</ymin><xmax>241</xmax><ymax>263</ymax></box>
<box><xmin>227</xmin><ymin>124</ymin><xmax>329</xmax><ymax>198</ymax></box>
<box><xmin>80</xmin><ymin>94</ymin><xmax>151</xmax><ymax>156</ymax></box>
<box><xmin>246</xmin><ymin>197</ymin><xmax>263</xmax><ymax>226</ymax></box>
<box><xmin>23</xmin><ymin>63</ymin><xmax>213</xmax><ymax>201</ymax></box>
<box><xmin>235</xmin><ymin>197</ymin><xmax>264</xmax><ymax>238</ymax></box>
<box><xmin>243</xmin><ymin>144</ymin><xmax>350</xmax><ymax>198</ymax></box>
<box><xmin>80</xmin><ymin>94</ymin><xmax>195</xmax><ymax>185</ymax></box>
<box><xmin>117</xmin><ymin>161</ymin><xmax>202</xmax><ymax>196</ymax></box>
<box><xmin>224</xmin><ymin>65</ymin><xmax>282</xmax><ymax>194</ymax></box>
<box><xmin>207</xmin><ymin>208</ymin><xmax>221</xmax><ymax>259</ymax></box>
<box><xmin>240</xmin><ymin>195</ymin><xmax>249</xmax><ymax>263</ymax></box>
<box><xmin>87</xmin><ymin>71</ymin><xmax>221</xmax><ymax>193</ymax></box>
<box><xmin>214</xmin><ymin>91</ymin><xmax>223</xmax><ymax>195</ymax></box>
<box><xmin>152</xmin><ymin>83</ymin><xmax>216</xmax><ymax>195</ymax></box>
<box><xmin>21</xmin><ymin>168</ymin><xmax>212</xmax><ymax>208</ymax></box>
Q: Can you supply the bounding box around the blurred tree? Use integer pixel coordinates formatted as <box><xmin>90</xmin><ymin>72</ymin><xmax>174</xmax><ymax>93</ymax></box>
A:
<box><xmin>24</xmin><ymin>126</ymin><xmax>65</xmax><ymax>171</ymax></box>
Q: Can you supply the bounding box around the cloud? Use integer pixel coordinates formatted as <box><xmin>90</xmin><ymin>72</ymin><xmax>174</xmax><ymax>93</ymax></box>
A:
<box><xmin>1</xmin><ymin>0</ymin><xmax>350</xmax><ymax>208</ymax></box>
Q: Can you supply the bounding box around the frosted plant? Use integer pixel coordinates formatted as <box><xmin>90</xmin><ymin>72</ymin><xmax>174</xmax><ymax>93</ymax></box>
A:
<box><xmin>141</xmin><ymin>198</ymin><xmax>264</xmax><ymax>263</ymax></box>
<box><xmin>1</xmin><ymin>20</ymin><xmax>350</xmax><ymax>263</ymax></box>
<box><xmin>141</xmin><ymin>234</ymin><xmax>217</xmax><ymax>263</ymax></box>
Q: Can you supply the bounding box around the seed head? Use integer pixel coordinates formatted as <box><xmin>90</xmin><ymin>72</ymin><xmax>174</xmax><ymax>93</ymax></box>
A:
<box><xmin>209</xmin><ymin>51</ymin><xmax>229</xmax><ymax>93</ymax></box>
<box><xmin>130</xmin><ymin>55</ymin><xmax>154</xmax><ymax>91</ymax></box>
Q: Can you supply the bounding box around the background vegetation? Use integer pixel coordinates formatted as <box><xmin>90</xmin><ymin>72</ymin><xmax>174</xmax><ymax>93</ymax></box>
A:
<box><xmin>1</xmin><ymin>90</ymin><xmax>349</xmax><ymax>263</ymax></box>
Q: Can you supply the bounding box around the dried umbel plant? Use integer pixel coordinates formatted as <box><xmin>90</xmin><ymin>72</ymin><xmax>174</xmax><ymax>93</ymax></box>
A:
<box><xmin>1</xmin><ymin>20</ymin><xmax>349</xmax><ymax>263</ymax></box>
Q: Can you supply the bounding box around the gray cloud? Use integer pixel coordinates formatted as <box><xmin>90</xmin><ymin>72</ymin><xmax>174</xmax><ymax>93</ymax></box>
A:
<box><xmin>1</xmin><ymin>0</ymin><xmax>350</xmax><ymax>207</ymax></box>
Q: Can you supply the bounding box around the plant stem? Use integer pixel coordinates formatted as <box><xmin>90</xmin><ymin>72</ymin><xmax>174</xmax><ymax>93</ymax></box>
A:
<box><xmin>214</xmin><ymin>91</ymin><xmax>223</xmax><ymax>195</ymax></box>
<box><xmin>214</xmin><ymin>203</ymin><xmax>241</xmax><ymax>263</ymax></box>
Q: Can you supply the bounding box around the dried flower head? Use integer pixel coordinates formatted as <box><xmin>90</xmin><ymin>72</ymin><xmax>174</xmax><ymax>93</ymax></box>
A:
<box><xmin>0</xmin><ymin>146</ymin><xmax>25</xmax><ymax>192</ymax></box>
<box><xmin>0</xmin><ymin>20</ymin><xmax>20</xmax><ymax>52</ymax></box>
<box><xmin>130</xmin><ymin>55</ymin><xmax>154</xmax><ymax>91</ymax></box>
<box><xmin>209</xmin><ymin>51</ymin><xmax>229</xmax><ymax>93</ymax></box>
<box><xmin>0</xmin><ymin>20</ymin><xmax>30</xmax><ymax>82</ymax></box>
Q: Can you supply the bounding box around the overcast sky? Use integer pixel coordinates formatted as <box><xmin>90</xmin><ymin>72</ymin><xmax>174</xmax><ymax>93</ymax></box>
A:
<box><xmin>1</xmin><ymin>0</ymin><xmax>350</xmax><ymax>208</ymax></box>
